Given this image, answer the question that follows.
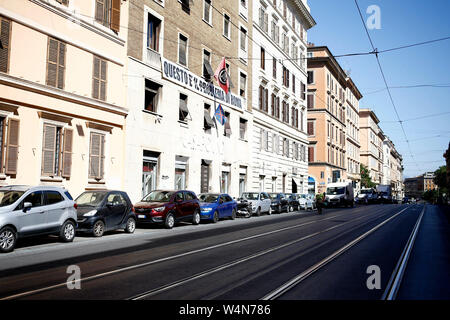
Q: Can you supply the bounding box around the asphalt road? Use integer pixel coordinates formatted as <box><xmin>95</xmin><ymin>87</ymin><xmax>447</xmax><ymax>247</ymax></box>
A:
<box><xmin>0</xmin><ymin>203</ymin><xmax>448</xmax><ymax>300</ymax></box>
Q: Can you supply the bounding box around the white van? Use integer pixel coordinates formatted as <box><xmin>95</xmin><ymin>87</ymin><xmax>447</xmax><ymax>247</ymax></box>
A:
<box><xmin>325</xmin><ymin>182</ymin><xmax>354</xmax><ymax>207</ymax></box>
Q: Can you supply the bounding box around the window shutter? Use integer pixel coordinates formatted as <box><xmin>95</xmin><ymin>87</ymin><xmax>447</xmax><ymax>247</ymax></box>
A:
<box><xmin>111</xmin><ymin>0</ymin><xmax>120</xmax><ymax>33</ymax></box>
<box><xmin>308</xmin><ymin>147</ymin><xmax>314</xmax><ymax>162</ymax></box>
<box><xmin>89</xmin><ymin>133</ymin><xmax>101</xmax><ymax>179</ymax></box>
<box><xmin>100</xmin><ymin>59</ymin><xmax>107</xmax><ymax>100</ymax></box>
<box><xmin>307</xmin><ymin>122</ymin><xmax>314</xmax><ymax>135</ymax></box>
<box><xmin>61</xmin><ymin>128</ymin><xmax>73</xmax><ymax>178</ymax></box>
<box><xmin>0</xmin><ymin>17</ymin><xmax>11</xmax><ymax>73</ymax></box>
<box><xmin>42</xmin><ymin>124</ymin><xmax>56</xmax><ymax>175</ymax></box>
<box><xmin>92</xmin><ymin>56</ymin><xmax>100</xmax><ymax>99</ymax></box>
<box><xmin>5</xmin><ymin>118</ymin><xmax>19</xmax><ymax>175</ymax></box>
<box><xmin>57</xmin><ymin>42</ymin><xmax>65</xmax><ymax>89</ymax></box>
<box><xmin>100</xmin><ymin>134</ymin><xmax>105</xmax><ymax>179</ymax></box>
<box><xmin>47</xmin><ymin>38</ymin><xmax>58</xmax><ymax>87</ymax></box>
<box><xmin>95</xmin><ymin>0</ymin><xmax>104</xmax><ymax>23</ymax></box>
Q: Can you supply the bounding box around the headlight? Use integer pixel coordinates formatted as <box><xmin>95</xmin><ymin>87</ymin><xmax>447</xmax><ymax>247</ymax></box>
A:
<box><xmin>152</xmin><ymin>207</ymin><xmax>165</xmax><ymax>212</ymax></box>
<box><xmin>201</xmin><ymin>207</ymin><xmax>213</xmax><ymax>213</ymax></box>
<box><xmin>83</xmin><ymin>210</ymin><xmax>97</xmax><ymax>217</ymax></box>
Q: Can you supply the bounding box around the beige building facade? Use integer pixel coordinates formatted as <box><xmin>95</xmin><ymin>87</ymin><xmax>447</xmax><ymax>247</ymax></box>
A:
<box><xmin>124</xmin><ymin>0</ymin><xmax>253</xmax><ymax>202</ymax></box>
<box><xmin>306</xmin><ymin>46</ymin><xmax>361</xmax><ymax>194</ymax></box>
<box><xmin>0</xmin><ymin>0</ymin><xmax>128</xmax><ymax>197</ymax></box>
<box><xmin>359</xmin><ymin>108</ymin><xmax>384</xmax><ymax>185</ymax></box>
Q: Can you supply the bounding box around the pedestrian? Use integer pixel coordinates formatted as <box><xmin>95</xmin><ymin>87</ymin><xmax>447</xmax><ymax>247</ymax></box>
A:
<box><xmin>316</xmin><ymin>192</ymin><xmax>325</xmax><ymax>215</ymax></box>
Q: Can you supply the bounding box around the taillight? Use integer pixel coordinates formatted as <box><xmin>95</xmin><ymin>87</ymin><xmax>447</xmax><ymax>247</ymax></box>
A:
<box><xmin>74</xmin><ymin>203</ymin><xmax>78</xmax><ymax>209</ymax></box>
<box><xmin>131</xmin><ymin>206</ymin><xmax>135</xmax><ymax>213</ymax></box>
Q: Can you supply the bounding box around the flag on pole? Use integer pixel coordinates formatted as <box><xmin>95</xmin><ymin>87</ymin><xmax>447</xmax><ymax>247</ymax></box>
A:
<box><xmin>214</xmin><ymin>104</ymin><xmax>226</xmax><ymax>125</ymax></box>
<box><xmin>214</xmin><ymin>57</ymin><xmax>230</xmax><ymax>94</ymax></box>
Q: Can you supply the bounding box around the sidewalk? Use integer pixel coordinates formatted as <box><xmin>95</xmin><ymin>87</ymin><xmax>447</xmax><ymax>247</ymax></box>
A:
<box><xmin>397</xmin><ymin>204</ymin><xmax>450</xmax><ymax>299</ymax></box>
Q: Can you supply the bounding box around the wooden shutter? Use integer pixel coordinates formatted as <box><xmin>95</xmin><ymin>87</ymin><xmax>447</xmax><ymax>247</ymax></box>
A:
<box><xmin>42</xmin><ymin>124</ymin><xmax>56</xmax><ymax>175</ymax></box>
<box><xmin>89</xmin><ymin>133</ymin><xmax>100</xmax><ymax>179</ymax></box>
<box><xmin>100</xmin><ymin>59</ymin><xmax>107</xmax><ymax>100</ymax></box>
<box><xmin>95</xmin><ymin>0</ymin><xmax>105</xmax><ymax>24</ymax></box>
<box><xmin>61</xmin><ymin>128</ymin><xmax>73</xmax><ymax>178</ymax></box>
<box><xmin>46</xmin><ymin>38</ymin><xmax>65</xmax><ymax>89</ymax></box>
<box><xmin>200</xmin><ymin>163</ymin><xmax>209</xmax><ymax>193</ymax></box>
<box><xmin>111</xmin><ymin>0</ymin><xmax>121</xmax><ymax>33</ymax></box>
<box><xmin>0</xmin><ymin>17</ymin><xmax>11</xmax><ymax>73</ymax></box>
<box><xmin>92</xmin><ymin>56</ymin><xmax>107</xmax><ymax>101</ymax></box>
<box><xmin>308</xmin><ymin>147</ymin><xmax>314</xmax><ymax>162</ymax></box>
<box><xmin>307</xmin><ymin>122</ymin><xmax>314</xmax><ymax>135</ymax></box>
<box><xmin>264</xmin><ymin>88</ymin><xmax>268</xmax><ymax>112</ymax></box>
<box><xmin>5</xmin><ymin>118</ymin><xmax>19</xmax><ymax>175</ymax></box>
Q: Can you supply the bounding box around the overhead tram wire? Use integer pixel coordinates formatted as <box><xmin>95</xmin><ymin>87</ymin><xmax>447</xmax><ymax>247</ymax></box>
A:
<box><xmin>354</xmin><ymin>0</ymin><xmax>421</xmax><ymax>172</ymax></box>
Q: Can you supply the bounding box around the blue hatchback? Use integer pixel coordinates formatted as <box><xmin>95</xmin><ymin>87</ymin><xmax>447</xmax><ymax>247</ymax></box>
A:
<box><xmin>198</xmin><ymin>193</ymin><xmax>237</xmax><ymax>223</ymax></box>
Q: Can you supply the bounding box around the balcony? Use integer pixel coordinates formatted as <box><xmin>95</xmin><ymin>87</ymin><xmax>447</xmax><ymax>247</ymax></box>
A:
<box><xmin>146</xmin><ymin>48</ymin><xmax>161</xmax><ymax>70</ymax></box>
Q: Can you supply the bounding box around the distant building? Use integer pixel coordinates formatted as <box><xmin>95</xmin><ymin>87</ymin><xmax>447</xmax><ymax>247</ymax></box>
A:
<box><xmin>444</xmin><ymin>142</ymin><xmax>450</xmax><ymax>188</ymax></box>
<box><xmin>404</xmin><ymin>172</ymin><xmax>435</xmax><ymax>199</ymax></box>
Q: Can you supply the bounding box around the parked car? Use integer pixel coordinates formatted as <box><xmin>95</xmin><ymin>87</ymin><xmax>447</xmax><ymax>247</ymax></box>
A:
<box><xmin>236</xmin><ymin>197</ymin><xmax>252</xmax><ymax>218</ymax></box>
<box><xmin>299</xmin><ymin>194</ymin><xmax>316</xmax><ymax>210</ymax></box>
<box><xmin>0</xmin><ymin>185</ymin><xmax>77</xmax><ymax>253</ymax></box>
<box><xmin>269</xmin><ymin>193</ymin><xmax>292</xmax><ymax>213</ymax></box>
<box><xmin>287</xmin><ymin>193</ymin><xmax>301</xmax><ymax>211</ymax></box>
<box><xmin>75</xmin><ymin>190</ymin><xmax>136</xmax><ymax>237</ymax></box>
<box><xmin>134</xmin><ymin>190</ymin><xmax>201</xmax><ymax>229</ymax></box>
<box><xmin>240</xmin><ymin>192</ymin><xmax>272</xmax><ymax>216</ymax></box>
<box><xmin>198</xmin><ymin>193</ymin><xmax>237</xmax><ymax>223</ymax></box>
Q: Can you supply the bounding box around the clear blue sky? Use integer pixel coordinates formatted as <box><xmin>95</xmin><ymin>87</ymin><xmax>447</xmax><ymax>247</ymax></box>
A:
<box><xmin>307</xmin><ymin>0</ymin><xmax>450</xmax><ymax>178</ymax></box>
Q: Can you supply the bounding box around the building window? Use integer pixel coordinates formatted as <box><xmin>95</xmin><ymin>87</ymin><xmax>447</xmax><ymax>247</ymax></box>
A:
<box><xmin>308</xmin><ymin>146</ymin><xmax>314</xmax><ymax>162</ymax></box>
<box><xmin>180</xmin><ymin>0</ymin><xmax>190</xmax><ymax>13</ymax></box>
<box><xmin>239</xmin><ymin>118</ymin><xmax>247</xmax><ymax>140</ymax></box>
<box><xmin>272</xmin><ymin>57</ymin><xmax>277</xmax><ymax>79</ymax></box>
<box><xmin>147</xmin><ymin>13</ymin><xmax>161</xmax><ymax>51</ymax></box>
<box><xmin>224</xmin><ymin>112</ymin><xmax>231</xmax><ymax>137</ymax></box>
<box><xmin>204</xmin><ymin>103</ymin><xmax>215</xmax><ymax>132</ymax></box>
<box><xmin>272</xmin><ymin>134</ymin><xmax>279</xmax><ymax>154</ymax></box>
<box><xmin>56</xmin><ymin>0</ymin><xmax>69</xmax><ymax>5</ymax></box>
<box><xmin>179</xmin><ymin>93</ymin><xmax>189</xmax><ymax>122</ymax></box>
<box><xmin>239</xmin><ymin>72</ymin><xmax>247</xmax><ymax>98</ymax></box>
<box><xmin>240</xmin><ymin>26</ymin><xmax>247</xmax><ymax>52</ymax></box>
<box><xmin>260</xmin><ymin>47</ymin><xmax>265</xmax><ymax>70</ymax></box>
<box><xmin>1</xmin><ymin>118</ymin><xmax>19</xmax><ymax>175</ymax></box>
<box><xmin>307</xmin><ymin>93</ymin><xmax>314</xmax><ymax>109</ymax></box>
<box><xmin>282</xmin><ymin>66</ymin><xmax>290</xmax><ymax>87</ymax></box>
<box><xmin>178</xmin><ymin>33</ymin><xmax>188</xmax><ymax>66</ymax></box>
<box><xmin>223</xmin><ymin>14</ymin><xmax>231</xmax><ymax>38</ymax></box>
<box><xmin>175</xmin><ymin>156</ymin><xmax>188</xmax><ymax>190</ymax></box>
<box><xmin>92</xmin><ymin>56</ymin><xmax>107</xmax><ymax>101</ymax></box>
<box><xmin>0</xmin><ymin>16</ymin><xmax>11</xmax><ymax>73</ymax></box>
<box><xmin>46</xmin><ymin>38</ymin><xmax>66</xmax><ymax>89</ymax></box>
<box><xmin>95</xmin><ymin>0</ymin><xmax>120</xmax><ymax>32</ymax></box>
<box><xmin>203</xmin><ymin>0</ymin><xmax>212</xmax><ymax>24</ymax></box>
<box><xmin>144</xmin><ymin>79</ymin><xmax>162</xmax><ymax>113</ymax></box>
<box><xmin>221</xmin><ymin>171</ymin><xmax>230</xmax><ymax>193</ymax></box>
<box><xmin>300</xmin><ymin>82</ymin><xmax>306</xmax><ymax>100</ymax></box>
<box><xmin>89</xmin><ymin>132</ymin><xmax>105</xmax><ymax>180</ymax></box>
<box><xmin>259</xmin><ymin>85</ymin><xmax>268</xmax><ymax>112</ymax></box>
<box><xmin>258</xmin><ymin>4</ymin><xmax>268</xmax><ymax>33</ymax></box>
<box><xmin>201</xmin><ymin>160</ymin><xmax>211</xmax><ymax>193</ymax></box>
<box><xmin>41</xmin><ymin>124</ymin><xmax>73</xmax><ymax>177</ymax></box>
<box><xmin>203</xmin><ymin>49</ymin><xmax>214</xmax><ymax>80</ymax></box>
<box><xmin>307</xmin><ymin>121</ymin><xmax>314</xmax><ymax>136</ymax></box>
<box><xmin>307</xmin><ymin>70</ymin><xmax>314</xmax><ymax>84</ymax></box>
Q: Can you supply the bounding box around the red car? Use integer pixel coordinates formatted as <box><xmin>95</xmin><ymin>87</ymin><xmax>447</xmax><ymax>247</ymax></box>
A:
<box><xmin>134</xmin><ymin>190</ymin><xmax>201</xmax><ymax>229</ymax></box>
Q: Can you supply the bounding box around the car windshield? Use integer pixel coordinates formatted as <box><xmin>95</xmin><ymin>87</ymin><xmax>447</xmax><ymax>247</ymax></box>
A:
<box><xmin>360</xmin><ymin>189</ymin><xmax>371</xmax><ymax>194</ymax></box>
<box><xmin>242</xmin><ymin>193</ymin><xmax>259</xmax><ymax>200</ymax></box>
<box><xmin>300</xmin><ymin>194</ymin><xmax>307</xmax><ymax>199</ymax></box>
<box><xmin>76</xmin><ymin>192</ymin><xmax>107</xmax><ymax>206</ymax></box>
<box><xmin>0</xmin><ymin>190</ymin><xmax>25</xmax><ymax>207</ymax></box>
<box><xmin>142</xmin><ymin>191</ymin><xmax>175</xmax><ymax>202</ymax></box>
<box><xmin>327</xmin><ymin>187</ymin><xmax>345</xmax><ymax>195</ymax></box>
<box><xmin>199</xmin><ymin>194</ymin><xmax>219</xmax><ymax>203</ymax></box>
<box><xmin>268</xmin><ymin>193</ymin><xmax>278</xmax><ymax>199</ymax></box>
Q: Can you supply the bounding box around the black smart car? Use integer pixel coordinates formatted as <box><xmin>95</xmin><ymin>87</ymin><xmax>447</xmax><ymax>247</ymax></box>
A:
<box><xmin>75</xmin><ymin>190</ymin><xmax>136</xmax><ymax>237</ymax></box>
<box><xmin>268</xmin><ymin>193</ymin><xmax>292</xmax><ymax>214</ymax></box>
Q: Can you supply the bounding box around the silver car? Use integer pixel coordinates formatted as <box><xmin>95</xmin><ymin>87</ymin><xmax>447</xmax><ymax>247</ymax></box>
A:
<box><xmin>299</xmin><ymin>194</ymin><xmax>316</xmax><ymax>210</ymax></box>
<box><xmin>0</xmin><ymin>185</ymin><xmax>77</xmax><ymax>253</ymax></box>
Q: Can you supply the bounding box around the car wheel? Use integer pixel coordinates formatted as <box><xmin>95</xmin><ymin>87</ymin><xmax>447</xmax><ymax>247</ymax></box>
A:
<box><xmin>212</xmin><ymin>211</ymin><xmax>219</xmax><ymax>223</ymax></box>
<box><xmin>268</xmin><ymin>207</ymin><xmax>272</xmax><ymax>215</ymax></box>
<box><xmin>278</xmin><ymin>205</ymin><xmax>282</xmax><ymax>214</ymax></box>
<box><xmin>192</xmin><ymin>210</ymin><xmax>201</xmax><ymax>225</ymax></box>
<box><xmin>125</xmin><ymin>217</ymin><xmax>136</xmax><ymax>234</ymax></box>
<box><xmin>255</xmin><ymin>207</ymin><xmax>261</xmax><ymax>217</ymax></box>
<box><xmin>165</xmin><ymin>213</ymin><xmax>175</xmax><ymax>229</ymax></box>
<box><xmin>0</xmin><ymin>226</ymin><xmax>17</xmax><ymax>253</ymax></box>
<box><xmin>60</xmin><ymin>220</ymin><xmax>76</xmax><ymax>242</ymax></box>
<box><xmin>230</xmin><ymin>209</ymin><xmax>236</xmax><ymax>220</ymax></box>
<box><xmin>92</xmin><ymin>220</ymin><xmax>105</xmax><ymax>238</ymax></box>
<box><xmin>289</xmin><ymin>206</ymin><xmax>294</xmax><ymax>212</ymax></box>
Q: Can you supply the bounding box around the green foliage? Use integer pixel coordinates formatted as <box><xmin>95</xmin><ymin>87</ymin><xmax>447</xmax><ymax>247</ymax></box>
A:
<box><xmin>360</xmin><ymin>164</ymin><xmax>376</xmax><ymax>188</ymax></box>
<box><xmin>423</xmin><ymin>189</ymin><xmax>439</xmax><ymax>203</ymax></box>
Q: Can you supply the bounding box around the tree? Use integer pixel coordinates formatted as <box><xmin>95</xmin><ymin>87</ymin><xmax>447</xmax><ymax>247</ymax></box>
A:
<box><xmin>360</xmin><ymin>164</ymin><xmax>376</xmax><ymax>188</ymax></box>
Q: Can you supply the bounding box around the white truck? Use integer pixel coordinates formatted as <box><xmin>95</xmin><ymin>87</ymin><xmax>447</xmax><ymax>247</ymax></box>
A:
<box><xmin>325</xmin><ymin>182</ymin><xmax>354</xmax><ymax>207</ymax></box>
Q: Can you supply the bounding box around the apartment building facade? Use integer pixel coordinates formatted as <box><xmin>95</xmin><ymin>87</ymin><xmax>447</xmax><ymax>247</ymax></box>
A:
<box><xmin>250</xmin><ymin>0</ymin><xmax>315</xmax><ymax>194</ymax></box>
<box><xmin>124</xmin><ymin>0</ymin><xmax>253</xmax><ymax>202</ymax></box>
<box><xmin>345</xmin><ymin>77</ymin><xmax>362</xmax><ymax>193</ymax></box>
<box><xmin>359</xmin><ymin>108</ymin><xmax>384</xmax><ymax>185</ymax></box>
<box><xmin>306</xmin><ymin>46</ymin><xmax>360</xmax><ymax>194</ymax></box>
<box><xmin>382</xmin><ymin>137</ymin><xmax>403</xmax><ymax>200</ymax></box>
<box><xmin>404</xmin><ymin>172</ymin><xmax>435</xmax><ymax>199</ymax></box>
<box><xmin>0</xmin><ymin>0</ymin><xmax>128</xmax><ymax>197</ymax></box>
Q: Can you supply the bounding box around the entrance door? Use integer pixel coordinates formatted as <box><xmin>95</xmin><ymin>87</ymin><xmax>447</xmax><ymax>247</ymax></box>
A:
<box><xmin>142</xmin><ymin>160</ymin><xmax>157</xmax><ymax>198</ymax></box>
<box><xmin>201</xmin><ymin>160</ymin><xmax>210</xmax><ymax>193</ymax></box>
<box><xmin>292</xmin><ymin>179</ymin><xmax>297</xmax><ymax>193</ymax></box>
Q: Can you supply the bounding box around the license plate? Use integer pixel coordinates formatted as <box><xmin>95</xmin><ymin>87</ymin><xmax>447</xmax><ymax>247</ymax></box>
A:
<box><xmin>138</xmin><ymin>215</ymin><xmax>146</xmax><ymax>219</ymax></box>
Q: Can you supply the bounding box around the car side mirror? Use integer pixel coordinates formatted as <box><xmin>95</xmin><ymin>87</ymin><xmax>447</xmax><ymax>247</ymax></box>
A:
<box><xmin>23</xmin><ymin>202</ymin><xmax>32</xmax><ymax>212</ymax></box>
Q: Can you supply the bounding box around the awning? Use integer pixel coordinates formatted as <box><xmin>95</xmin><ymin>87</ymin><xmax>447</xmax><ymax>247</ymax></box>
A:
<box><xmin>308</xmin><ymin>176</ymin><xmax>315</xmax><ymax>183</ymax></box>
<box><xmin>204</xmin><ymin>110</ymin><xmax>215</xmax><ymax>128</ymax></box>
<box><xmin>202</xmin><ymin>159</ymin><xmax>212</xmax><ymax>165</ymax></box>
<box><xmin>179</xmin><ymin>98</ymin><xmax>190</xmax><ymax>117</ymax></box>
<box><xmin>204</xmin><ymin>60</ymin><xmax>215</xmax><ymax>79</ymax></box>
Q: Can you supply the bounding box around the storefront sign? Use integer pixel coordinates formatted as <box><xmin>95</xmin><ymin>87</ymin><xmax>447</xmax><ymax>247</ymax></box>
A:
<box><xmin>161</xmin><ymin>58</ymin><xmax>244</xmax><ymax>110</ymax></box>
